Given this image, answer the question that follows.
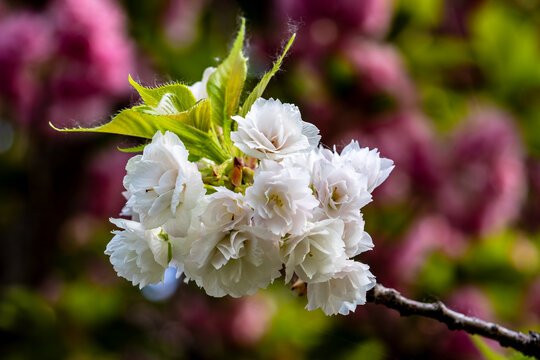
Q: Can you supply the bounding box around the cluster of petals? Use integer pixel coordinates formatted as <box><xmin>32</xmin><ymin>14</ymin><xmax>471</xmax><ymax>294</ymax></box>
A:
<box><xmin>231</xmin><ymin>98</ymin><xmax>321</xmax><ymax>160</ymax></box>
<box><xmin>122</xmin><ymin>131</ymin><xmax>205</xmax><ymax>237</ymax></box>
<box><xmin>106</xmin><ymin>76</ymin><xmax>393</xmax><ymax>315</ymax></box>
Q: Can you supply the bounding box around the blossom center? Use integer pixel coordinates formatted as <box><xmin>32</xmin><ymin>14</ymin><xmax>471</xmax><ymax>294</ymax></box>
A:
<box><xmin>331</xmin><ymin>187</ymin><xmax>341</xmax><ymax>202</ymax></box>
<box><xmin>269</xmin><ymin>193</ymin><xmax>283</xmax><ymax>207</ymax></box>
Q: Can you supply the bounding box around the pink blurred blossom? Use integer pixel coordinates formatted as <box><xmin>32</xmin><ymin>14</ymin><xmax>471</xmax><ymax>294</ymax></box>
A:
<box><xmin>50</xmin><ymin>0</ymin><xmax>126</xmax><ymax>58</ymax></box>
<box><xmin>275</xmin><ymin>0</ymin><xmax>394</xmax><ymax>57</ymax></box>
<box><xmin>440</xmin><ymin>0</ymin><xmax>485</xmax><ymax>36</ymax></box>
<box><xmin>393</xmin><ymin>215</ymin><xmax>465</xmax><ymax>284</ymax></box>
<box><xmin>437</xmin><ymin>106</ymin><xmax>525</xmax><ymax>235</ymax></box>
<box><xmin>162</xmin><ymin>0</ymin><xmax>207</xmax><ymax>47</ymax></box>
<box><xmin>342</xmin><ymin>39</ymin><xmax>416</xmax><ymax>107</ymax></box>
<box><xmin>176</xmin><ymin>296</ymin><xmax>222</xmax><ymax>342</ymax></box>
<box><xmin>229</xmin><ymin>296</ymin><xmax>274</xmax><ymax>346</ymax></box>
<box><xmin>0</xmin><ymin>12</ymin><xmax>53</xmax><ymax>123</ymax></box>
<box><xmin>448</xmin><ymin>286</ymin><xmax>494</xmax><ymax>323</ymax></box>
<box><xmin>337</xmin><ymin>112</ymin><xmax>443</xmax><ymax>204</ymax></box>
<box><xmin>0</xmin><ymin>0</ymin><xmax>135</xmax><ymax>131</ymax></box>
<box><xmin>47</xmin><ymin>96</ymin><xmax>111</xmax><ymax>129</ymax></box>
<box><xmin>442</xmin><ymin>286</ymin><xmax>497</xmax><ymax>357</ymax></box>
<box><xmin>44</xmin><ymin>0</ymin><xmax>135</xmax><ymax>130</ymax></box>
<box><xmin>85</xmin><ymin>147</ymin><xmax>132</xmax><ymax>217</ymax></box>
<box><xmin>49</xmin><ymin>0</ymin><xmax>134</xmax><ymax>96</ymax></box>
<box><xmin>175</xmin><ymin>294</ymin><xmax>273</xmax><ymax>349</ymax></box>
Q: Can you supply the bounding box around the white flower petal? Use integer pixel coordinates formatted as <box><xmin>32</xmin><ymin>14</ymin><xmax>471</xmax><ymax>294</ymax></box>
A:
<box><xmin>281</xmin><ymin>218</ymin><xmax>346</xmax><ymax>283</ymax></box>
<box><xmin>341</xmin><ymin>140</ymin><xmax>395</xmax><ymax>193</ymax></box>
<box><xmin>202</xmin><ymin>187</ymin><xmax>252</xmax><ymax>231</ymax></box>
<box><xmin>106</xmin><ymin>219</ymin><xmax>168</xmax><ymax>289</ymax></box>
<box><xmin>306</xmin><ymin>260</ymin><xmax>376</xmax><ymax>316</ymax></box>
<box><xmin>231</xmin><ymin>98</ymin><xmax>321</xmax><ymax>161</ymax></box>
<box><xmin>184</xmin><ymin>226</ymin><xmax>282</xmax><ymax>298</ymax></box>
<box><xmin>313</xmin><ymin>161</ymin><xmax>372</xmax><ymax>220</ymax></box>
<box><xmin>246</xmin><ymin>160</ymin><xmax>318</xmax><ymax>236</ymax></box>
<box><xmin>123</xmin><ymin>131</ymin><xmax>205</xmax><ymax>237</ymax></box>
<box><xmin>188</xmin><ymin>66</ymin><xmax>216</xmax><ymax>101</ymax></box>
<box><xmin>342</xmin><ymin>214</ymin><xmax>374</xmax><ymax>257</ymax></box>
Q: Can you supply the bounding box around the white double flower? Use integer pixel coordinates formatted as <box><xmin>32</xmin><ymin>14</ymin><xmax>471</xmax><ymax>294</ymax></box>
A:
<box><xmin>245</xmin><ymin>160</ymin><xmax>318</xmax><ymax>236</ymax></box>
<box><xmin>122</xmin><ymin>131</ymin><xmax>205</xmax><ymax>237</ymax></box>
<box><xmin>105</xmin><ymin>218</ymin><xmax>170</xmax><ymax>289</ymax></box>
<box><xmin>231</xmin><ymin>98</ymin><xmax>321</xmax><ymax>161</ymax></box>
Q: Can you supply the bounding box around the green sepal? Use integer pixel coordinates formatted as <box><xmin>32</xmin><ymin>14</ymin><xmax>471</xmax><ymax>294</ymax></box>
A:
<box><xmin>188</xmin><ymin>154</ymin><xmax>202</xmax><ymax>162</ymax></box>
<box><xmin>239</xmin><ymin>33</ymin><xmax>295</xmax><ymax>117</ymax></box>
<box><xmin>207</xmin><ymin>18</ymin><xmax>247</xmax><ymax>141</ymax></box>
<box><xmin>128</xmin><ymin>75</ymin><xmax>197</xmax><ymax>112</ymax></box>
<box><xmin>167</xmin><ymin>242</ymin><xmax>172</xmax><ymax>263</ymax></box>
<box><xmin>204</xmin><ymin>184</ymin><xmax>217</xmax><ymax>195</ymax></box>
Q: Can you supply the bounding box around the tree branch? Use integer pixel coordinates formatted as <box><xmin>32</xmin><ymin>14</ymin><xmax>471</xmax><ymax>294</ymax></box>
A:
<box><xmin>366</xmin><ymin>284</ymin><xmax>540</xmax><ymax>358</ymax></box>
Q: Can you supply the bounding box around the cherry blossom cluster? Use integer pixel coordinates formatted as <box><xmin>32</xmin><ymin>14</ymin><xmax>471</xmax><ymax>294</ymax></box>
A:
<box><xmin>106</xmin><ymin>69</ymin><xmax>394</xmax><ymax>315</ymax></box>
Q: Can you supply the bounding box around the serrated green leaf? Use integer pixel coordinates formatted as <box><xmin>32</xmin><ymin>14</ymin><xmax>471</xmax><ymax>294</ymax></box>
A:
<box><xmin>50</xmin><ymin>101</ymin><xmax>228</xmax><ymax>163</ymax></box>
<box><xmin>117</xmin><ymin>143</ymin><xmax>147</xmax><ymax>153</ymax></box>
<box><xmin>50</xmin><ymin>110</ymin><xmax>176</xmax><ymax>139</ymax></box>
<box><xmin>128</xmin><ymin>75</ymin><xmax>197</xmax><ymax>112</ymax></box>
<box><xmin>166</xmin><ymin>99</ymin><xmax>212</xmax><ymax>132</ymax></box>
<box><xmin>240</xmin><ymin>33</ymin><xmax>295</xmax><ymax>117</ymax></box>
<box><xmin>207</xmin><ymin>18</ymin><xmax>247</xmax><ymax>141</ymax></box>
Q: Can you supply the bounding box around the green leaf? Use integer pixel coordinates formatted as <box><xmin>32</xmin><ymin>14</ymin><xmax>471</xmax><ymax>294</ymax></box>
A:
<box><xmin>207</xmin><ymin>18</ymin><xmax>247</xmax><ymax>141</ymax></box>
<box><xmin>240</xmin><ymin>33</ymin><xmax>296</xmax><ymax>117</ymax></box>
<box><xmin>50</xmin><ymin>101</ymin><xmax>228</xmax><ymax>163</ymax></box>
<box><xmin>128</xmin><ymin>75</ymin><xmax>197</xmax><ymax>112</ymax></box>
<box><xmin>166</xmin><ymin>99</ymin><xmax>212</xmax><ymax>132</ymax></box>
<box><xmin>50</xmin><ymin>109</ymin><xmax>177</xmax><ymax>139</ymax></box>
<box><xmin>117</xmin><ymin>143</ymin><xmax>147</xmax><ymax>153</ymax></box>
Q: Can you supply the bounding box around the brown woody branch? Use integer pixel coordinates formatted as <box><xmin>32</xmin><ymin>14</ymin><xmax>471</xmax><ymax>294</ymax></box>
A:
<box><xmin>366</xmin><ymin>284</ymin><xmax>540</xmax><ymax>358</ymax></box>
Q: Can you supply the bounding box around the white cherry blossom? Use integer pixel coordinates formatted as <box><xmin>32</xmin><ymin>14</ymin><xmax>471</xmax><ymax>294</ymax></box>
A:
<box><xmin>105</xmin><ymin>218</ymin><xmax>169</xmax><ymax>289</ymax></box>
<box><xmin>188</xmin><ymin>66</ymin><xmax>216</xmax><ymax>101</ymax></box>
<box><xmin>312</xmin><ymin>208</ymin><xmax>373</xmax><ymax>258</ymax></box>
<box><xmin>342</xmin><ymin>214</ymin><xmax>374</xmax><ymax>257</ymax></box>
<box><xmin>231</xmin><ymin>98</ymin><xmax>321</xmax><ymax>160</ymax></box>
<box><xmin>313</xmin><ymin>160</ymin><xmax>372</xmax><ymax>220</ymax></box>
<box><xmin>123</xmin><ymin>131</ymin><xmax>205</xmax><ymax>237</ymax></box>
<box><xmin>120</xmin><ymin>187</ymin><xmax>140</xmax><ymax>221</ymax></box>
<box><xmin>340</xmin><ymin>140</ymin><xmax>394</xmax><ymax>193</ymax></box>
<box><xmin>280</xmin><ymin>147</ymin><xmax>326</xmax><ymax>179</ymax></box>
<box><xmin>306</xmin><ymin>260</ymin><xmax>376</xmax><ymax>315</ymax></box>
<box><xmin>202</xmin><ymin>187</ymin><xmax>252</xmax><ymax>231</ymax></box>
<box><xmin>183</xmin><ymin>225</ymin><xmax>282</xmax><ymax>297</ymax></box>
<box><xmin>245</xmin><ymin>160</ymin><xmax>319</xmax><ymax>236</ymax></box>
<box><xmin>280</xmin><ymin>218</ymin><xmax>347</xmax><ymax>283</ymax></box>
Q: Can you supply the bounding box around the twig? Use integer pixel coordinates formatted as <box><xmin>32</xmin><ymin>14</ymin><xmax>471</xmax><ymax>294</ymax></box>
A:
<box><xmin>366</xmin><ymin>284</ymin><xmax>540</xmax><ymax>358</ymax></box>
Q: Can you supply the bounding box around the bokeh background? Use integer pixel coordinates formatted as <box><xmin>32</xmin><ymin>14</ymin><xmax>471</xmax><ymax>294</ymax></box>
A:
<box><xmin>1</xmin><ymin>0</ymin><xmax>540</xmax><ymax>358</ymax></box>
